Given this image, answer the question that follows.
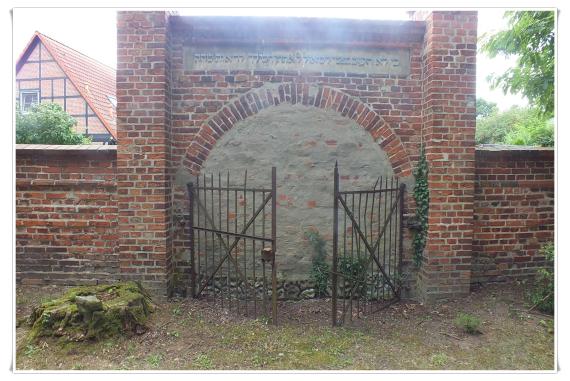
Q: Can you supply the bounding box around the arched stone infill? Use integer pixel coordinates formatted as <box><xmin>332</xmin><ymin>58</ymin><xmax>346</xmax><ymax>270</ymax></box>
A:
<box><xmin>182</xmin><ymin>84</ymin><xmax>413</xmax><ymax>178</ymax></box>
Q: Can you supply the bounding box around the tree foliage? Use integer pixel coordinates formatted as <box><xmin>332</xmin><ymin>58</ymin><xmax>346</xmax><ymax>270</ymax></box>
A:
<box><xmin>476</xmin><ymin>98</ymin><xmax>498</xmax><ymax>119</ymax></box>
<box><xmin>16</xmin><ymin>103</ymin><xmax>91</xmax><ymax>145</ymax></box>
<box><xmin>480</xmin><ymin>11</ymin><xmax>555</xmax><ymax>116</ymax></box>
<box><xmin>476</xmin><ymin>105</ymin><xmax>553</xmax><ymax>147</ymax></box>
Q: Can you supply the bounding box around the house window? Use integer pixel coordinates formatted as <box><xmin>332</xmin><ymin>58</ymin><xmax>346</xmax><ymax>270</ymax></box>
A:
<box><xmin>20</xmin><ymin>90</ymin><xmax>40</xmax><ymax>113</ymax></box>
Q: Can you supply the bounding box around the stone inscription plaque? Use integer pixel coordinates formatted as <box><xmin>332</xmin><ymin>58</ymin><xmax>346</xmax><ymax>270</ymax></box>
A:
<box><xmin>184</xmin><ymin>47</ymin><xmax>410</xmax><ymax>76</ymax></box>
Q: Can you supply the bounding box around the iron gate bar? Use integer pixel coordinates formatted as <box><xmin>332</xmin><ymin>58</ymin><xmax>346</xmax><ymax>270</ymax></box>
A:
<box><xmin>271</xmin><ymin>166</ymin><xmax>277</xmax><ymax>324</ymax></box>
<box><xmin>332</xmin><ymin>162</ymin><xmax>339</xmax><ymax>326</ymax></box>
<box><xmin>192</xmin><ymin>226</ymin><xmax>273</xmax><ymax>242</ymax></box>
<box><xmin>193</xmin><ymin>192</ymin><xmax>249</xmax><ymax>295</ymax></box>
<box><xmin>188</xmin><ymin>167</ymin><xmax>277</xmax><ymax>323</ymax></box>
<box><xmin>337</xmin><ymin>193</ymin><xmax>400</xmax><ymax>295</ymax></box>
<box><xmin>194</xmin><ymin>192</ymin><xmax>272</xmax><ymax>296</ymax></box>
<box><xmin>187</xmin><ymin>182</ymin><xmax>196</xmax><ymax>298</ymax></box>
<box><xmin>332</xmin><ymin>164</ymin><xmax>406</xmax><ymax>326</ymax></box>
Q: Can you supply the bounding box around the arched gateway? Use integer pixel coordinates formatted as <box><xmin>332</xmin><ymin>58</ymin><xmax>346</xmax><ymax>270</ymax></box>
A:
<box><xmin>116</xmin><ymin>11</ymin><xmax>478</xmax><ymax>314</ymax></box>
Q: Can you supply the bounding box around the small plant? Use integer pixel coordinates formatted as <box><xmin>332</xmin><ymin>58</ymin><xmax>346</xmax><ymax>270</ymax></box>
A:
<box><xmin>147</xmin><ymin>353</ymin><xmax>163</xmax><ymax>368</ymax></box>
<box><xmin>339</xmin><ymin>255</ymin><xmax>369</xmax><ymax>298</ymax></box>
<box><xmin>412</xmin><ymin>145</ymin><xmax>429</xmax><ymax>266</ymax></box>
<box><xmin>194</xmin><ymin>354</ymin><xmax>213</xmax><ymax>369</ymax></box>
<box><xmin>172</xmin><ymin>306</ymin><xmax>182</xmax><ymax>316</ymax></box>
<box><xmin>454</xmin><ymin>312</ymin><xmax>481</xmax><ymax>334</ymax></box>
<box><xmin>24</xmin><ymin>344</ymin><xmax>39</xmax><ymax>357</ymax></box>
<box><xmin>167</xmin><ymin>330</ymin><xmax>180</xmax><ymax>338</ymax></box>
<box><xmin>430</xmin><ymin>352</ymin><xmax>448</xmax><ymax>367</ymax></box>
<box><xmin>529</xmin><ymin>242</ymin><xmax>554</xmax><ymax>314</ymax></box>
<box><xmin>305</xmin><ymin>230</ymin><xmax>330</xmax><ymax>297</ymax></box>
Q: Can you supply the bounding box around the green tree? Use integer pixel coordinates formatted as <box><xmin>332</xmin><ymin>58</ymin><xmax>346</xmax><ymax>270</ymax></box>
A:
<box><xmin>16</xmin><ymin>103</ymin><xmax>91</xmax><ymax>145</ymax></box>
<box><xmin>476</xmin><ymin>106</ymin><xmax>553</xmax><ymax>147</ymax></box>
<box><xmin>476</xmin><ymin>98</ymin><xmax>498</xmax><ymax>119</ymax></box>
<box><xmin>480</xmin><ymin>11</ymin><xmax>555</xmax><ymax>116</ymax></box>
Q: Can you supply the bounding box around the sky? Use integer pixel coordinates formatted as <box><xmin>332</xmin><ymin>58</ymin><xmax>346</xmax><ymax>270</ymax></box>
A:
<box><xmin>12</xmin><ymin>7</ymin><xmax>529</xmax><ymax>111</ymax></box>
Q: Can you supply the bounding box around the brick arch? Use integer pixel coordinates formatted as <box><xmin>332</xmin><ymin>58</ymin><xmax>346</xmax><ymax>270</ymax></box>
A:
<box><xmin>182</xmin><ymin>84</ymin><xmax>413</xmax><ymax>177</ymax></box>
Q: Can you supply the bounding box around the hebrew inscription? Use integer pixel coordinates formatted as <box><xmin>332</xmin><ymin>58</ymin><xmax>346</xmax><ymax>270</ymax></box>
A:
<box><xmin>184</xmin><ymin>47</ymin><xmax>410</xmax><ymax>76</ymax></box>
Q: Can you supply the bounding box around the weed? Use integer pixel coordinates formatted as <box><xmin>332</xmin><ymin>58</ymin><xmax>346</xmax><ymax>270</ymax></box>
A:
<box><xmin>306</xmin><ymin>230</ymin><xmax>330</xmax><ymax>297</ymax></box>
<box><xmin>430</xmin><ymin>352</ymin><xmax>448</xmax><ymax>367</ymax></box>
<box><xmin>147</xmin><ymin>353</ymin><xmax>163</xmax><ymax>368</ymax></box>
<box><xmin>167</xmin><ymin>330</ymin><xmax>180</xmax><ymax>338</ymax></box>
<box><xmin>172</xmin><ymin>306</ymin><xmax>182</xmax><ymax>316</ymax></box>
<box><xmin>339</xmin><ymin>255</ymin><xmax>369</xmax><ymax>298</ymax></box>
<box><xmin>529</xmin><ymin>242</ymin><xmax>554</xmax><ymax>314</ymax></box>
<box><xmin>24</xmin><ymin>344</ymin><xmax>39</xmax><ymax>357</ymax></box>
<box><xmin>454</xmin><ymin>312</ymin><xmax>481</xmax><ymax>334</ymax></box>
<box><xmin>539</xmin><ymin>319</ymin><xmax>554</xmax><ymax>334</ymax></box>
<box><xmin>194</xmin><ymin>354</ymin><xmax>213</xmax><ymax>369</ymax></box>
<box><xmin>71</xmin><ymin>364</ymin><xmax>84</xmax><ymax>370</ymax></box>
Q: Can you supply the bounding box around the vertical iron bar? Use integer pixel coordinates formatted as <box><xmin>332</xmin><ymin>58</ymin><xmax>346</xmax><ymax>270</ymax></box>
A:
<box><xmin>211</xmin><ymin>174</ymin><xmax>215</xmax><ymax>305</ymax></box>
<box><xmin>363</xmin><ymin>190</ymin><xmax>369</xmax><ymax>314</ymax></box>
<box><xmin>203</xmin><ymin>174</ymin><xmax>208</xmax><ymax>299</ymax></box>
<box><xmin>252</xmin><ymin>190</ymin><xmax>257</xmax><ymax>317</ymax></box>
<box><xmin>271</xmin><ymin>166</ymin><xmax>278</xmax><ymax>325</ymax></box>
<box><xmin>382</xmin><ymin>177</ymin><xmax>388</xmax><ymax>301</ymax></box>
<box><xmin>386</xmin><ymin>177</ymin><xmax>394</xmax><ymax>297</ymax></box>
<box><xmin>234</xmin><ymin>186</ymin><xmax>239</xmax><ymax>313</ymax></box>
<box><xmin>398</xmin><ymin>183</ymin><xmax>406</xmax><ymax>298</ymax></box>
<box><xmin>393</xmin><ymin>178</ymin><xmax>399</xmax><ymax>299</ymax></box>
<box><xmin>342</xmin><ymin>192</ymin><xmax>347</xmax><ymax>325</ymax></box>
<box><xmin>357</xmin><ymin>191</ymin><xmax>363</xmax><ymax>316</ymax></box>
<box><xmin>377</xmin><ymin>177</ymin><xmax>382</xmax><ymax>303</ymax></box>
<box><xmin>227</xmin><ymin>172</ymin><xmax>231</xmax><ymax>311</ymax></box>
<box><xmin>196</xmin><ymin>176</ymin><xmax>201</xmax><ymax>296</ymax></box>
<box><xmin>350</xmin><ymin>192</ymin><xmax>355</xmax><ymax>322</ymax></box>
<box><xmin>219</xmin><ymin>173</ymin><xmax>223</xmax><ymax>309</ymax></box>
<box><xmin>187</xmin><ymin>182</ymin><xmax>196</xmax><ymax>298</ymax></box>
<box><xmin>332</xmin><ymin>162</ymin><xmax>339</xmax><ymax>327</ymax></box>
<box><xmin>243</xmin><ymin>170</ymin><xmax>248</xmax><ymax>317</ymax></box>
<box><xmin>262</xmin><ymin>190</ymin><xmax>267</xmax><ymax>317</ymax></box>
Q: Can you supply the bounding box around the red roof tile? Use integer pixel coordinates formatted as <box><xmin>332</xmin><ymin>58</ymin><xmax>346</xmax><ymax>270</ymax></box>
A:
<box><xmin>16</xmin><ymin>32</ymin><xmax>117</xmax><ymax>139</ymax></box>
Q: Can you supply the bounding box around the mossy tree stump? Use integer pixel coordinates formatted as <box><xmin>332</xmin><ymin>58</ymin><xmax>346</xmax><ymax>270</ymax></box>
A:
<box><xmin>26</xmin><ymin>282</ymin><xmax>155</xmax><ymax>342</ymax></box>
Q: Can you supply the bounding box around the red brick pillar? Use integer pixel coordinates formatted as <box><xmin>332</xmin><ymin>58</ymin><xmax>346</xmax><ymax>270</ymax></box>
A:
<box><xmin>419</xmin><ymin>11</ymin><xmax>477</xmax><ymax>301</ymax></box>
<box><xmin>116</xmin><ymin>11</ymin><xmax>172</xmax><ymax>296</ymax></box>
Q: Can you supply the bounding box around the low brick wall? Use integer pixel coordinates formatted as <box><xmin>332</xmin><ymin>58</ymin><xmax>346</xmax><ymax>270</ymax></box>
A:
<box><xmin>472</xmin><ymin>146</ymin><xmax>554</xmax><ymax>283</ymax></box>
<box><xmin>14</xmin><ymin>144</ymin><xmax>555</xmax><ymax>292</ymax></box>
<box><xmin>16</xmin><ymin>145</ymin><xmax>119</xmax><ymax>285</ymax></box>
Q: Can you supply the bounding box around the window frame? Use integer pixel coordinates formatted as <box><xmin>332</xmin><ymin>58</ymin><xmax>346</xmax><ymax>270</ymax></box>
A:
<box><xmin>20</xmin><ymin>89</ymin><xmax>40</xmax><ymax>113</ymax></box>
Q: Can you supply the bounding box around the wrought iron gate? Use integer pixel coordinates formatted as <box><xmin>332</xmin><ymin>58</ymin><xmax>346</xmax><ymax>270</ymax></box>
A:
<box><xmin>187</xmin><ymin>167</ymin><xmax>277</xmax><ymax>323</ymax></box>
<box><xmin>331</xmin><ymin>163</ymin><xmax>405</xmax><ymax>326</ymax></box>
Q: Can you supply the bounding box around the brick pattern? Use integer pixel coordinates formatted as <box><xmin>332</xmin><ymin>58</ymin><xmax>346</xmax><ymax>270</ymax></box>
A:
<box><xmin>16</xmin><ymin>148</ymin><xmax>118</xmax><ymax>285</ymax></box>
<box><xmin>473</xmin><ymin>149</ymin><xmax>554</xmax><ymax>282</ymax></box>
<box><xmin>419</xmin><ymin>11</ymin><xmax>478</xmax><ymax>301</ymax></box>
<box><xmin>182</xmin><ymin>84</ymin><xmax>413</xmax><ymax>177</ymax></box>
<box><xmin>168</xmin><ymin>16</ymin><xmax>428</xmax><ymax>293</ymax></box>
<box><xmin>116</xmin><ymin>11</ymin><xmax>173</xmax><ymax>296</ymax></box>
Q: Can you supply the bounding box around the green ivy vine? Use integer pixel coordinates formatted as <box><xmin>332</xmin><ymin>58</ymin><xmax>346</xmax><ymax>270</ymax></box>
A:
<box><xmin>412</xmin><ymin>145</ymin><xmax>429</xmax><ymax>266</ymax></box>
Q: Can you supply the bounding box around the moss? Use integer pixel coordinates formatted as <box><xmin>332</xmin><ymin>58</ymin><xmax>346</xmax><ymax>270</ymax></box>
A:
<box><xmin>26</xmin><ymin>282</ymin><xmax>154</xmax><ymax>343</ymax></box>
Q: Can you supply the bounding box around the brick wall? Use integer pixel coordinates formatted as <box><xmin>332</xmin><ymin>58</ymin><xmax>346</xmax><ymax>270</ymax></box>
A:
<box><xmin>167</xmin><ymin>15</ymin><xmax>426</xmax><ymax>294</ymax></box>
<box><xmin>14</xmin><ymin>11</ymin><xmax>554</xmax><ymax>301</ymax></box>
<box><xmin>116</xmin><ymin>11</ymin><xmax>174</xmax><ymax>297</ymax></box>
<box><xmin>418</xmin><ymin>11</ymin><xmax>477</xmax><ymax>301</ymax></box>
<box><xmin>472</xmin><ymin>147</ymin><xmax>555</xmax><ymax>283</ymax></box>
<box><xmin>16</xmin><ymin>145</ymin><xmax>118</xmax><ymax>285</ymax></box>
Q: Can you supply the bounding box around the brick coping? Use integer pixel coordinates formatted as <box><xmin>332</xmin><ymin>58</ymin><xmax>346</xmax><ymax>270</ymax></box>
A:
<box><xmin>16</xmin><ymin>144</ymin><xmax>117</xmax><ymax>151</ymax></box>
<box><xmin>476</xmin><ymin>144</ymin><xmax>554</xmax><ymax>152</ymax></box>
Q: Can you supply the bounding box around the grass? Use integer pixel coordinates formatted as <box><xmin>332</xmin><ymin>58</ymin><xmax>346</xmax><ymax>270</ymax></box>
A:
<box><xmin>454</xmin><ymin>312</ymin><xmax>482</xmax><ymax>334</ymax></box>
<box><xmin>15</xmin><ymin>283</ymin><xmax>554</xmax><ymax>371</ymax></box>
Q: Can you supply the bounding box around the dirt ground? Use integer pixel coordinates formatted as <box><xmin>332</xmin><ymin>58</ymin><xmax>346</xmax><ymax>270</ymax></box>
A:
<box><xmin>14</xmin><ymin>281</ymin><xmax>554</xmax><ymax>371</ymax></box>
